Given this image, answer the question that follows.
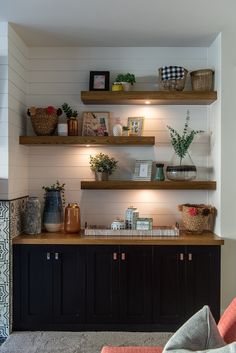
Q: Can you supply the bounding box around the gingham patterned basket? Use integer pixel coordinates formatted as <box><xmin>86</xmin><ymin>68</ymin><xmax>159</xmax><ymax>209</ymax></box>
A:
<box><xmin>159</xmin><ymin>67</ymin><xmax>188</xmax><ymax>91</ymax></box>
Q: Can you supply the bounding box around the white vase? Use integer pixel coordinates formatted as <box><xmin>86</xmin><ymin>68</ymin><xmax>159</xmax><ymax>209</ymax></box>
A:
<box><xmin>121</xmin><ymin>82</ymin><xmax>131</xmax><ymax>91</ymax></box>
<box><xmin>113</xmin><ymin>123</ymin><xmax>123</xmax><ymax>136</ymax></box>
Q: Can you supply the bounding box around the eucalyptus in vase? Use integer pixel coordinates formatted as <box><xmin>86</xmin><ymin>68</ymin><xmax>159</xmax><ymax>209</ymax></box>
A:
<box><xmin>166</xmin><ymin>110</ymin><xmax>204</xmax><ymax>181</ymax></box>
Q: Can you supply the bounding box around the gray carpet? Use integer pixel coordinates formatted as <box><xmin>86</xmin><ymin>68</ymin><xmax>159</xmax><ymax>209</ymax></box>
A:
<box><xmin>0</xmin><ymin>331</ymin><xmax>172</xmax><ymax>353</ymax></box>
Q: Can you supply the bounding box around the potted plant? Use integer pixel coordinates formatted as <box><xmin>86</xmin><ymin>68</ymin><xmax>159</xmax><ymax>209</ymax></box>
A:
<box><xmin>166</xmin><ymin>110</ymin><xmax>204</xmax><ymax>181</ymax></box>
<box><xmin>122</xmin><ymin>126</ymin><xmax>130</xmax><ymax>136</ymax></box>
<box><xmin>62</xmin><ymin>103</ymin><xmax>78</xmax><ymax>136</ymax></box>
<box><xmin>42</xmin><ymin>180</ymin><xmax>65</xmax><ymax>232</ymax></box>
<box><xmin>89</xmin><ymin>153</ymin><xmax>118</xmax><ymax>181</ymax></box>
<box><xmin>114</xmin><ymin>73</ymin><xmax>136</xmax><ymax>91</ymax></box>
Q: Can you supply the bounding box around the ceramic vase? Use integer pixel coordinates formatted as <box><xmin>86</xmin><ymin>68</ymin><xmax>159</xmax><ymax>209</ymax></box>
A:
<box><xmin>43</xmin><ymin>190</ymin><xmax>63</xmax><ymax>232</ymax></box>
<box><xmin>24</xmin><ymin>197</ymin><xmax>41</xmax><ymax>235</ymax></box>
<box><xmin>95</xmin><ymin>172</ymin><xmax>109</xmax><ymax>181</ymax></box>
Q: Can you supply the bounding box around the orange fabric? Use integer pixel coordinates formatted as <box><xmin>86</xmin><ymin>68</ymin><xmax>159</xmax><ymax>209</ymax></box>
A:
<box><xmin>218</xmin><ymin>297</ymin><xmax>236</xmax><ymax>343</ymax></box>
<box><xmin>102</xmin><ymin>346</ymin><xmax>163</xmax><ymax>353</ymax></box>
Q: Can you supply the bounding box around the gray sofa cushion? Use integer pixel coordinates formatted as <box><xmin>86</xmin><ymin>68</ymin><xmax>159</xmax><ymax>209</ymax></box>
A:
<box><xmin>163</xmin><ymin>306</ymin><xmax>234</xmax><ymax>353</ymax></box>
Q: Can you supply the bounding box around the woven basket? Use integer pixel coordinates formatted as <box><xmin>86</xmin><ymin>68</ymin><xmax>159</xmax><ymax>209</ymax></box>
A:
<box><xmin>179</xmin><ymin>204</ymin><xmax>216</xmax><ymax>234</ymax></box>
<box><xmin>29</xmin><ymin>108</ymin><xmax>58</xmax><ymax>136</ymax></box>
<box><xmin>190</xmin><ymin>69</ymin><xmax>214</xmax><ymax>91</ymax></box>
<box><xmin>159</xmin><ymin>68</ymin><xmax>188</xmax><ymax>91</ymax></box>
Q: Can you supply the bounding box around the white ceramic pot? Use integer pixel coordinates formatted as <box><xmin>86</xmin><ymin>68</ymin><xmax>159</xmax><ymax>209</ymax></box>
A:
<box><xmin>58</xmin><ymin>123</ymin><xmax>68</xmax><ymax>136</ymax></box>
<box><xmin>121</xmin><ymin>82</ymin><xmax>131</xmax><ymax>91</ymax></box>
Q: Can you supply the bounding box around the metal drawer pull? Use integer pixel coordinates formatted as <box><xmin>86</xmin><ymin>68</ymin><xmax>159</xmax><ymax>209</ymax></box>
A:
<box><xmin>55</xmin><ymin>252</ymin><xmax>59</xmax><ymax>260</ymax></box>
<box><xmin>113</xmin><ymin>252</ymin><xmax>117</xmax><ymax>260</ymax></box>
<box><xmin>121</xmin><ymin>253</ymin><xmax>126</xmax><ymax>261</ymax></box>
<box><xmin>188</xmin><ymin>253</ymin><xmax>192</xmax><ymax>261</ymax></box>
<box><xmin>46</xmin><ymin>252</ymin><xmax>50</xmax><ymax>260</ymax></box>
<box><xmin>180</xmin><ymin>253</ymin><xmax>184</xmax><ymax>261</ymax></box>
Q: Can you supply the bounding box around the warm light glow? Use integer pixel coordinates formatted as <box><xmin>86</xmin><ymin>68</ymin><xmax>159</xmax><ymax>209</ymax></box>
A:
<box><xmin>86</xmin><ymin>144</ymin><xmax>91</xmax><ymax>147</ymax></box>
<box><xmin>145</xmin><ymin>100</ymin><xmax>151</xmax><ymax>104</ymax></box>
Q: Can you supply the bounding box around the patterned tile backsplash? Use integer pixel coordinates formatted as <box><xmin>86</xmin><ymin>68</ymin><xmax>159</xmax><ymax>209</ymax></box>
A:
<box><xmin>0</xmin><ymin>196</ymin><xmax>28</xmax><ymax>338</ymax></box>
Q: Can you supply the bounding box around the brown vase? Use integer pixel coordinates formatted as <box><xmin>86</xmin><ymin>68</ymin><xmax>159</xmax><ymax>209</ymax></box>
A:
<box><xmin>67</xmin><ymin>118</ymin><xmax>78</xmax><ymax>136</ymax></box>
<box><xmin>64</xmin><ymin>203</ymin><xmax>80</xmax><ymax>233</ymax></box>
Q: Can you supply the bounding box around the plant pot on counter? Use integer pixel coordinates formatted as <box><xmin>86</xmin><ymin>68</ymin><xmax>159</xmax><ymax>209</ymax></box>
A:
<box><xmin>95</xmin><ymin>172</ymin><xmax>109</xmax><ymax>181</ymax></box>
<box><xmin>43</xmin><ymin>190</ymin><xmax>63</xmax><ymax>232</ymax></box>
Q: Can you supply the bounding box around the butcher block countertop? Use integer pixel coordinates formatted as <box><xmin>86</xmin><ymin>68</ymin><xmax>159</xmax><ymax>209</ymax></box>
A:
<box><xmin>13</xmin><ymin>231</ymin><xmax>224</xmax><ymax>246</ymax></box>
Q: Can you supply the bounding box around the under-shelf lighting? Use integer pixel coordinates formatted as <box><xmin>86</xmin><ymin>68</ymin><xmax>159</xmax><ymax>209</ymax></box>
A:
<box><xmin>145</xmin><ymin>100</ymin><xmax>151</xmax><ymax>104</ymax></box>
<box><xmin>86</xmin><ymin>144</ymin><xmax>91</xmax><ymax>147</ymax></box>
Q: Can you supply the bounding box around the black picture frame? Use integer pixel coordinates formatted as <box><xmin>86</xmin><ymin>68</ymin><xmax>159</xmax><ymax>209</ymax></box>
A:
<box><xmin>89</xmin><ymin>71</ymin><xmax>110</xmax><ymax>91</ymax></box>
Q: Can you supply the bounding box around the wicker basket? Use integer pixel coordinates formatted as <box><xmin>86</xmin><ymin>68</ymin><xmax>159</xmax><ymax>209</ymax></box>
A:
<box><xmin>159</xmin><ymin>67</ymin><xmax>188</xmax><ymax>91</ymax></box>
<box><xmin>179</xmin><ymin>204</ymin><xmax>216</xmax><ymax>234</ymax></box>
<box><xmin>190</xmin><ymin>69</ymin><xmax>214</xmax><ymax>91</ymax></box>
<box><xmin>29</xmin><ymin>108</ymin><xmax>58</xmax><ymax>136</ymax></box>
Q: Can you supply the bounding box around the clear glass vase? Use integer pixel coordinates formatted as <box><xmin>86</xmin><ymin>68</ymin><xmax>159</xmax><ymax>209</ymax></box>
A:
<box><xmin>166</xmin><ymin>152</ymin><xmax>197</xmax><ymax>181</ymax></box>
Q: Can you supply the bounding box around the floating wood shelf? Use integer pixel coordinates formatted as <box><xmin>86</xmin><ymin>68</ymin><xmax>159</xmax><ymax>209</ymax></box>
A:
<box><xmin>81</xmin><ymin>180</ymin><xmax>216</xmax><ymax>190</ymax></box>
<box><xmin>19</xmin><ymin>136</ymin><xmax>155</xmax><ymax>146</ymax></box>
<box><xmin>81</xmin><ymin>91</ymin><xmax>217</xmax><ymax>105</ymax></box>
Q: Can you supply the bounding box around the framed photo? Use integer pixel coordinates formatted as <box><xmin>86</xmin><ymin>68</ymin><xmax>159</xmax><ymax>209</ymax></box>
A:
<box><xmin>133</xmin><ymin>160</ymin><xmax>153</xmax><ymax>181</ymax></box>
<box><xmin>127</xmin><ymin>117</ymin><xmax>144</xmax><ymax>136</ymax></box>
<box><xmin>82</xmin><ymin>112</ymin><xmax>110</xmax><ymax>136</ymax></box>
<box><xmin>89</xmin><ymin>71</ymin><xmax>110</xmax><ymax>91</ymax></box>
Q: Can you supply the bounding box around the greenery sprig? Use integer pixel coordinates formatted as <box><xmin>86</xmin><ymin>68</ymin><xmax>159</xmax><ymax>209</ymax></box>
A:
<box><xmin>167</xmin><ymin>110</ymin><xmax>204</xmax><ymax>163</ymax></box>
<box><xmin>42</xmin><ymin>180</ymin><xmax>66</xmax><ymax>205</ymax></box>
<box><xmin>62</xmin><ymin>103</ymin><xmax>78</xmax><ymax>119</ymax></box>
<box><xmin>89</xmin><ymin>153</ymin><xmax>118</xmax><ymax>174</ymax></box>
<box><xmin>115</xmin><ymin>73</ymin><xmax>136</xmax><ymax>85</ymax></box>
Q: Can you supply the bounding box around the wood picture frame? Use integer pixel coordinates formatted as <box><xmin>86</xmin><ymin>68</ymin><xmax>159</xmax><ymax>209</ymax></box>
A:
<box><xmin>82</xmin><ymin>112</ymin><xmax>110</xmax><ymax>136</ymax></box>
<box><xmin>133</xmin><ymin>160</ymin><xmax>153</xmax><ymax>181</ymax></box>
<box><xmin>89</xmin><ymin>71</ymin><xmax>110</xmax><ymax>91</ymax></box>
<box><xmin>127</xmin><ymin>116</ymin><xmax>144</xmax><ymax>136</ymax></box>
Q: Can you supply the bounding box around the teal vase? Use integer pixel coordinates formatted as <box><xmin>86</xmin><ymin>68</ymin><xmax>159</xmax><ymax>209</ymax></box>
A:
<box><xmin>43</xmin><ymin>190</ymin><xmax>63</xmax><ymax>232</ymax></box>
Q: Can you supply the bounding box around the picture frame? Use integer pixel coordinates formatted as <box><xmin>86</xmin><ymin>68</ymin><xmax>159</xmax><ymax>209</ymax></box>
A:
<box><xmin>127</xmin><ymin>117</ymin><xmax>144</xmax><ymax>136</ymax></box>
<box><xmin>82</xmin><ymin>112</ymin><xmax>110</xmax><ymax>136</ymax></box>
<box><xmin>89</xmin><ymin>71</ymin><xmax>110</xmax><ymax>91</ymax></box>
<box><xmin>133</xmin><ymin>160</ymin><xmax>153</xmax><ymax>181</ymax></box>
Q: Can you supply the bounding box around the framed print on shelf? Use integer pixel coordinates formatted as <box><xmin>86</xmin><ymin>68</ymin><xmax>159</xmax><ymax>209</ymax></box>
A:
<box><xmin>133</xmin><ymin>160</ymin><xmax>153</xmax><ymax>181</ymax></box>
<box><xmin>127</xmin><ymin>116</ymin><xmax>144</xmax><ymax>136</ymax></box>
<box><xmin>89</xmin><ymin>71</ymin><xmax>110</xmax><ymax>91</ymax></box>
<box><xmin>82</xmin><ymin>112</ymin><xmax>110</xmax><ymax>136</ymax></box>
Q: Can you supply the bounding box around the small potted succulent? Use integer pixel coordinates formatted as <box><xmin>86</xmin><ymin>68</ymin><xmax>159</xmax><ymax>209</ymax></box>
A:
<box><xmin>122</xmin><ymin>126</ymin><xmax>130</xmax><ymax>136</ymax></box>
<box><xmin>114</xmin><ymin>73</ymin><xmax>136</xmax><ymax>91</ymax></box>
<box><xmin>166</xmin><ymin>110</ymin><xmax>204</xmax><ymax>181</ymax></box>
<box><xmin>89</xmin><ymin>153</ymin><xmax>118</xmax><ymax>181</ymax></box>
<box><xmin>62</xmin><ymin>103</ymin><xmax>78</xmax><ymax>136</ymax></box>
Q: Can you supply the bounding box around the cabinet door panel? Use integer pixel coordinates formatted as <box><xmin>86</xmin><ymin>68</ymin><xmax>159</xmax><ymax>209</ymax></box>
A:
<box><xmin>186</xmin><ymin>246</ymin><xmax>221</xmax><ymax>321</ymax></box>
<box><xmin>53</xmin><ymin>246</ymin><xmax>86</xmax><ymax>323</ymax></box>
<box><xmin>86</xmin><ymin>246</ymin><xmax>119</xmax><ymax>323</ymax></box>
<box><xmin>153</xmin><ymin>246</ymin><xmax>185</xmax><ymax>325</ymax></box>
<box><xmin>119</xmin><ymin>246</ymin><xmax>152</xmax><ymax>323</ymax></box>
<box><xmin>21</xmin><ymin>245</ymin><xmax>53</xmax><ymax>324</ymax></box>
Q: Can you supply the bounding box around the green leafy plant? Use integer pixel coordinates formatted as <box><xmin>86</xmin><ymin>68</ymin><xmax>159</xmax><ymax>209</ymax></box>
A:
<box><xmin>167</xmin><ymin>110</ymin><xmax>204</xmax><ymax>164</ymax></box>
<box><xmin>62</xmin><ymin>103</ymin><xmax>78</xmax><ymax>119</ymax></box>
<box><xmin>122</xmin><ymin>126</ymin><xmax>130</xmax><ymax>131</ymax></box>
<box><xmin>89</xmin><ymin>153</ymin><xmax>118</xmax><ymax>174</ymax></box>
<box><xmin>42</xmin><ymin>180</ymin><xmax>66</xmax><ymax>205</ymax></box>
<box><xmin>115</xmin><ymin>73</ymin><xmax>136</xmax><ymax>85</ymax></box>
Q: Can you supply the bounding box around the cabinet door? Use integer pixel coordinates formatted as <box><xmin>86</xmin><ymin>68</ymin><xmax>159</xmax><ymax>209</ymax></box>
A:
<box><xmin>185</xmin><ymin>246</ymin><xmax>221</xmax><ymax>322</ymax></box>
<box><xmin>153</xmin><ymin>246</ymin><xmax>185</xmax><ymax>327</ymax></box>
<box><xmin>20</xmin><ymin>245</ymin><xmax>54</xmax><ymax>325</ymax></box>
<box><xmin>119</xmin><ymin>246</ymin><xmax>152</xmax><ymax>323</ymax></box>
<box><xmin>53</xmin><ymin>245</ymin><xmax>86</xmax><ymax>323</ymax></box>
<box><xmin>86</xmin><ymin>246</ymin><xmax>119</xmax><ymax>323</ymax></box>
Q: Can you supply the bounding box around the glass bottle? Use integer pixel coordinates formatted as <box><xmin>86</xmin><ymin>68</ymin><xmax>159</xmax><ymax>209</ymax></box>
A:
<box><xmin>64</xmin><ymin>203</ymin><xmax>81</xmax><ymax>233</ymax></box>
<box><xmin>155</xmin><ymin>163</ymin><xmax>165</xmax><ymax>181</ymax></box>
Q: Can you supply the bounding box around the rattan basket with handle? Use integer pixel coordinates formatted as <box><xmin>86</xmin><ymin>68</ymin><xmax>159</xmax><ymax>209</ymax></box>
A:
<box><xmin>158</xmin><ymin>67</ymin><xmax>188</xmax><ymax>91</ymax></box>
<box><xmin>178</xmin><ymin>204</ymin><xmax>216</xmax><ymax>234</ymax></box>
<box><xmin>190</xmin><ymin>69</ymin><xmax>214</xmax><ymax>91</ymax></box>
<box><xmin>27</xmin><ymin>107</ymin><xmax>61</xmax><ymax>136</ymax></box>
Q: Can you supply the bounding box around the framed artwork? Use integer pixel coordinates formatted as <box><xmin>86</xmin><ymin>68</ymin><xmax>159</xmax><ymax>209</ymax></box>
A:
<box><xmin>82</xmin><ymin>112</ymin><xmax>110</xmax><ymax>136</ymax></box>
<box><xmin>127</xmin><ymin>117</ymin><xmax>144</xmax><ymax>136</ymax></box>
<box><xmin>89</xmin><ymin>71</ymin><xmax>110</xmax><ymax>91</ymax></box>
<box><xmin>133</xmin><ymin>160</ymin><xmax>153</xmax><ymax>181</ymax></box>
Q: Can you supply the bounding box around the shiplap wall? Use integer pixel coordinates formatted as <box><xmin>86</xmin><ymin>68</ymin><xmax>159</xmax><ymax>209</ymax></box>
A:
<box><xmin>8</xmin><ymin>25</ymin><xmax>28</xmax><ymax>199</ymax></box>
<box><xmin>0</xmin><ymin>23</ymin><xmax>9</xmax><ymax>198</ymax></box>
<box><xmin>26</xmin><ymin>46</ymin><xmax>215</xmax><ymax>227</ymax></box>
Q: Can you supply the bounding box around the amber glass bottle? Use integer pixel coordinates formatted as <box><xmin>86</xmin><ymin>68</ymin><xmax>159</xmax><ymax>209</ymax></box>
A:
<box><xmin>67</xmin><ymin>118</ymin><xmax>78</xmax><ymax>136</ymax></box>
<box><xmin>64</xmin><ymin>203</ymin><xmax>80</xmax><ymax>233</ymax></box>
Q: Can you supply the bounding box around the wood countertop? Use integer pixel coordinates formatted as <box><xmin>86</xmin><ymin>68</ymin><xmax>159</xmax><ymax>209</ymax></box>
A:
<box><xmin>13</xmin><ymin>231</ymin><xmax>224</xmax><ymax>246</ymax></box>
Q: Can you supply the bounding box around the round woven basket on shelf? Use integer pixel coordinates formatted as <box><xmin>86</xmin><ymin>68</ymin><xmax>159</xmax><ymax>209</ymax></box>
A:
<box><xmin>179</xmin><ymin>204</ymin><xmax>216</xmax><ymax>234</ymax></box>
<box><xmin>28</xmin><ymin>108</ymin><xmax>59</xmax><ymax>136</ymax></box>
<box><xmin>190</xmin><ymin>69</ymin><xmax>214</xmax><ymax>91</ymax></box>
<box><xmin>158</xmin><ymin>68</ymin><xmax>188</xmax><ymax>91</ymax></box>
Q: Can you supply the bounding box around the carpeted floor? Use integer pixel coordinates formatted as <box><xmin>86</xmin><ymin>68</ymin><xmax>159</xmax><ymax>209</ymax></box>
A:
<box><xmin>0</xmin><ymin>331</ymin><xmax>172</xmax><ymax>353</ymax></box>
